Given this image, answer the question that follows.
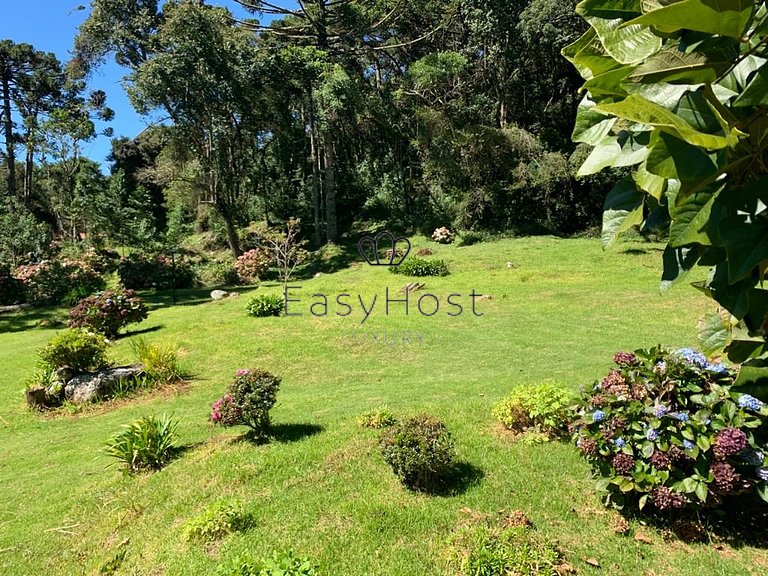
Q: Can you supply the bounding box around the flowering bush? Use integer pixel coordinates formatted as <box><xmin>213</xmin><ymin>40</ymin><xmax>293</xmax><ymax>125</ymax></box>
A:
<box><xmin>118</xmin><ymin>253</ymin><xmax>196</xmax><ymax>290</ymax></box>
<box><xmin>431</xmin><ymin>226</ymin><xmax>454</xmax><ymax>244</ymax></box>
<box><xmin>68</xmin><ymin>289</ymin><xmax>149</xmax><ymax>339</ymax></box>
<box><xmin>210</xmin><ymin>368</ymin><xmax>281</xmax><ymax>438</ymax></box>
<box><xmin>234</xmin><ymin>248</ymin><xmax>272</xmax><ymax>284</ymax></box>
<box><xmin>14</xmin><ymin>259</ymin><xmax>104</xmax><ymax>303</ymax></box>
<box><xmin>573</xmin><ymin>347</ymin><xmax>768</xmax><ymax>512</ymax></box>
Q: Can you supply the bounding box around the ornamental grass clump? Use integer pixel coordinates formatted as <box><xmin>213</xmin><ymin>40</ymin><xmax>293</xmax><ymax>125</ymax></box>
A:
<box><xmin>573</xmin><ymin>347</ymin><xmax>768</xmax><ymax>512</ymax></box>
<box><xmin>211</xmin><ymin>368</ymin><xmax>281</xmax><ymax>438</ymax></box>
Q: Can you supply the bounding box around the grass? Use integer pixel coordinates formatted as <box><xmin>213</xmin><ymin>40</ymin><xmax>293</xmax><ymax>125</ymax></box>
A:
<box><xmin>0</xmin><ymin>236</ymin><xmax>764</xmax><ymax>575</ymax></box>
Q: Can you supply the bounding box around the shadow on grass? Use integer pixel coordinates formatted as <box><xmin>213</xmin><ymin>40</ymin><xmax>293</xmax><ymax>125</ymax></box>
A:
<box><xmin>619</xmin><ymin>494</ymin><xmax>768</xmax><ymax>549</ymax></box>
<box><xmin>621</xmin><ymin>247</ymin><xmax>664</xmax><ymax>256</ymax></box>
<box><xmin>120</xmin><ymin>325</ymin><xmax>164</xmax><ymax>339</ymax></box>
<box><xmin>420</xmin><ymin>461</ymin><xmax>485</xmax><ymax>497</ymax></box>
<box><xmin>141</xmin><ymin>286</ymin><xmax>257</xmax><ymax>310</ymax></box>
<box><xmin>292</xmin><ymin>241</ymin><xmax>361</xmax><ymax>280</ymax></box>
<box><xmin>0</xmin><ymin>306</ymin><xmax>65</xmax><ymax>334</ymax></box>
<box><xmin>234</xmin><ymin>422</ymin><xmax>325</xmax><ymax>446</ymax></box>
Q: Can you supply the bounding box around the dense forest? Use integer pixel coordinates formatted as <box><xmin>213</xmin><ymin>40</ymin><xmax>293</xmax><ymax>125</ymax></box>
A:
<box><xmin>1</xmin><ymin>0</ymin><xmax>622</xmax><ymax>265</ymax></box>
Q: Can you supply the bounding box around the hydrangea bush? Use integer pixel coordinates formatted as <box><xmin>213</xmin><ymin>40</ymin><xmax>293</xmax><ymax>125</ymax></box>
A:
<box><xmin>234</xmin><ymin>248</ymin><xmax>272</xmax><ymax>284</ymax></box>
<box><xmin>573</xmin><ymin>347</ymin><xmax>768</xmax><ymax>512</ymax></box>
<box><xmin>211</xmin><ymin>368</ymin><xmax>281</xmax><ymax>438</ymax></box>
<box><xmin>431</xmin><ymin>226</ymin><xmax>454</xmax><ymax>244</ymax></box>
<box><xmin>68</xmin><ymin>289</ymin><xmax>148</xmax><ymax>339</ymax></box>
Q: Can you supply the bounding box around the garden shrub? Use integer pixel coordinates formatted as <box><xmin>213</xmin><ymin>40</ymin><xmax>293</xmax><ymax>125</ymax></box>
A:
<box><xmin>447</xmin><ymin>523</ymin><xmax>564</xmax><ymax>576</ymax></box>
<box><xmin>118</xmin><ymin>252</ymin><xmax>196</xmax><ymax>290</ymax></box>
<box><xmin>357</xmin><ymin>407</ymin><xmax>397</xmax><ymax>429</ymax></box>
<box><xmin>493</xmin><ymin>383</ymin><xmax>573</xmax><ymax>440</ymax></box>
<box><xmin>247</xmin><ymin>294</ymin><xmax>284</xmax><ymax>317</ymax></box>
<box><xmin>130</xmin><ymin>338</ymin><xmax>183</xmax><ymax>384</ymax></box>
<box><xmin>183</xmin><ymin>501</ymin><xmax>253</xmax><ymax>542</ymax></box>
<box><xmin>68</xmin><ymin>289</ymin><xmax>149</xmax><ymax>339</ymax></box>
<box><xmin>104</xmin><ymin>414</ymin><xmax>178</xmax><ymax>473</ymax></box>
<box><xmin>457</xmin><ymin>230</ymin><xmax>487</xmax><ymax>247</ymax></box>
<box><xmin>573</xmin><ymin>348</ymin><xmax>768</xmax><ymax>512</ymax></box>
<box><xmin>379</xmin><ymin>414</ymin><xmax>456</xmax><ymax>491</ymax></box>
<box><xmin>216</xmin><ymin>551</ymin><xmax>319</xmax><ymax>576</ymax></box>
<box><xmin>389</xmin><ymin>257</ymin><xmax>449</xmax><ymax>277</ymax></box>
<box><xmin>211</xmin><ymin>368</ymin><xmax>281</xmax><ymax>438</ymax></box>
<box><xmin>431</xmin><ymin>226</ymin><xmax>454</xmax><ymax>244</ymax></box>
<box><xmin>197</xmin><ymin>260</ymin><xmax>240</xmax><ymax>287</ymax></box>
<box><xmin>0</xmin><ymin>264</ymin><xmax>26</xmax><ymax>305</ymax></box>
<box><xmin>235</xmin><ymin>248</ymin><xmax>272</xmax><ymax>284</ymax></box>
<box><xmin>38</xmin><ymin>328</ymin><xmax>111</xmax><ymax>372</ymax></box>
<box><xmin>14</xmin><ymin>259</ymin><xmax>104</xmax><ymax>303</ymax></box>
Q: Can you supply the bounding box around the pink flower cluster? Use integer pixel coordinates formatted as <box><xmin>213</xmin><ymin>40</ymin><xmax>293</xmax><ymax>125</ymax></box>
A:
<box><xmin>210</xmin><ymin>393</ymin><xmax>242</xmax><ymax>426</ymax></box>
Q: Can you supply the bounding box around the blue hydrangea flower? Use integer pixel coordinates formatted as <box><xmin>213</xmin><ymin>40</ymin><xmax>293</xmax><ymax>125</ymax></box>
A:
<box><xmin>614</xmin><ymin>437</ymin><xmax>626</xmax><ymax>448</ymax></box>
<box><xmin>646</xmin><ymin>429</ymin><xmax>659</xmax><ymax>441</ymax></box>
<box><xmin>742</xmin><ymin>449</ymin><xmax>765</xmax><ymax>467</ymax></box>
<box><xmin>706</xmin><ymin>362</ymin><xmax>729</xmax><ymax>375</ymax></box>
<box><xmin>757</xmin><ymin>468</ymin><xmax>768</xmax><ymax>482</ymax></box>
<box><xmin>683</xmin><ymin>440</ymin><xmax>695</xmax><ymax>451</ymax></box>
<box><xmin>592</xmin><ymin>410</ymin><xmax>606</xmax><ymax>422</ymax></box>
<box><xmin>738</xmin><ymin>394</ymin><xmax>764</xmax><ymax>412</ymax></box>
<box><xmin>670</xmin><ymin>412</ymin><xmax>690</xmax><ymax>422</ymax></box>
<box><xmin>653</xmin><ymin>361</ymin><xmax>667</xmax><ymax>375</ymax></box>
<box><xmin>674</xmin><ymin>348</ymin><xmax>708</xmax><ymax>369</ymax></box>
<box><xmin>653</xmin><ymin>405</ymin><xmax>669</xmax><ymax>418</ymax></box>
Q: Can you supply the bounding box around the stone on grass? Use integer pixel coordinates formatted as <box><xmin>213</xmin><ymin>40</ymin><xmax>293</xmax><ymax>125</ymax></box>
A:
<box><xmin>211</xmin><ymin>290</ymin><xmax>229</xmax><ymax>300</ymax></box>
<box><xmin>64</xmin><ymin>365</ymin><xmax>145</xmax><ymax>404</ymax></box>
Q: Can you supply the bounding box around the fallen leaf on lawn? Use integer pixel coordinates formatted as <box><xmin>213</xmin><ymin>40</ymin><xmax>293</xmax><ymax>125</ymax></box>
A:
<box><xmin>583</xmin><ymin>556</ymin><xmax>600</xmax><ymax>567</ymax></box>
<box><xmin>634</xmin><ymin>532</ymin><xmax>653</xmax><ymax>544</ymax></box>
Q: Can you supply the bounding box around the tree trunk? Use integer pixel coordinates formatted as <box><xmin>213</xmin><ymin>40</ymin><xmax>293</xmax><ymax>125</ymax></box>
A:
<box><xmin>322</xmin><ymin>128</ymin><xmax>337</xmax><ymax>244</ymax></box>
<box><xmin>307</xmin><ymin>96</ymin><xmax>323</xmax><ymax>246</ymax></box>
<box><xmin>23</xmin><ymin>139</ymin><xmax>33</xmax><ymax>199</ymax></box>
<box><xmin>221</xmin><ymin>210</ymin><xmax>242</xmax><ymax>257</ymax></box>
<box><xmin>1</xmin><ymin>74</ymin><xmax>16</xmax><ymax>196</ymax></box>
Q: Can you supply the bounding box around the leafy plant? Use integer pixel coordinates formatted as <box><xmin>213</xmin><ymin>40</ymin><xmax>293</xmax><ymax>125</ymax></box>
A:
<box><xmin>216</xmin><ymin>551</ymin><xmax>319</xmax><ymax>576</ymax></box>
<box><xmin>68</xmin><ymin>289</ymin><xmax>148</xmax><ymax>339</ymax></box>
<box><xmin>379</xmin><ymin>414</ymin><xmax>456</xmax><ymax>491</ymax></box>
<box><xmin>130</xmin><ymin>338</ymin><xmax>183</xmax><ymax>384</ymax></box>
<box><xmin>183</xmin><ymin>500</ymin><xmax>253</xmax><ymax>542</ymax></box>
<box><xmin>357</xmin><ymin>407</ymin><xmax>397</xmax><ymax>429</ymax></box>
<box><xmin>198</xmin><ymin>260</ymin><xmax>240</xmax><ymax>286</ymax></box>
<box><xmin>573</xmin><ymin>348</ymin><xmax>768</xmax><ymax>511</ymax></box>
<box><xmin>235</xmin><ymin>248</ymin><xmax>272</xmax><ymax>284</ymax></box>
<box><xmin>0</xmin><ymin>263</ymin><xmax>26</xmax><ymax>305</ymax></box>
<box><xmin>389</xmin><ymin>257</ymin><xmax>449</xmax><ymax>277</ymax></box>
<box><xmin>117</xmin><ymin>252</ymin><xmax>196</xmax><ymax>290</ymax></box>
<box><xmin>563</xmin><ymin>1</ymin><xmax>768</xmax><ymax>382</ymax></box>
<box><xmin>247</xmin><ymin>294</ymin><xmax>284</xmax><ymax>318</ymax></box>
<box><xmin>38</xmin><ymin>328</ymin><xmax>111</xmax><ymax>372</ymax></box>
<box><xmin>211</xmin><ymin>368</ymin><xmax>281</xmax><ymax>438</ymax></box>
<box><xmin>493</xmin><ymin>383</ymin><xmax>573</xmax><ymax>439</ymax></box>
<box><xmin>104</xmin><ymin>414</ymin><xmax>179</xmax><ymax>473</ymax></box>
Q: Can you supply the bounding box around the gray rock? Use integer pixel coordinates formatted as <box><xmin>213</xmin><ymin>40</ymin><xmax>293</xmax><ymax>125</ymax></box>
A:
<box><xmin>227</xmin><ymin>292</ymin><xmax>240</xmax><ymax>298</ymax></box>
<box><xmin>64</xmin><ymin>365</ymin><xmax>145</xmax><ymax>404</ymax></box>
<box><xmin>211</xmin><ymin>289</ymin><xmax>229</xmax><ymax>300</ymax></box>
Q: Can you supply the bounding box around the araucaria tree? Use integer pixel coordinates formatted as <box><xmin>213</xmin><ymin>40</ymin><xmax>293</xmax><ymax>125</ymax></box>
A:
<box><xmin>565</xmin><ymin>1</ymin><xmax>768</xmax><ymax>383</ymax></box>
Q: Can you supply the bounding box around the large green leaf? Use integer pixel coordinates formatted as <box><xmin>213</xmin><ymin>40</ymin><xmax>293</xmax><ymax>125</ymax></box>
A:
<box><xmin>646</xmin><ymin>132</ymin><xmax>719</xmax><ymax>180</ymax></box>
<box><xmin>595</xmin><ymin>94</ymin><xmax>730</xmax><ymax>149</ymax></box>
<box><xmin>577</xmin><ymin>132</ymin><xmax>651</xmax><ymax>175</ymax></box>
<box><xmin>562</xmin><ymin>29</ymin><xmax>623</xmax><ymax>81</ymax></box>
<box><xmin>583</xmin><ymin>65</ymin><xmax>633</xmax><ymax>97</ymax></box>
<box><xmin>577</xmin><ymin>0</ymin><xmax>644</xmax><ymax>18</ymax></box>
<box><xmin>734</xmin><ymin>63</ymin><xmax>768</xmax><ymax>107</ymax></box>
<box><xmin>626</xmin><ymin>47</ymin><xmax>722</xmax><ymax>84</ymax></box>
<box><xmin>661</xmin><ymin>245</ymin><xmax>700</xmax><ymax>291</ymax></box>
<box><xmin>587</xmin><ymin>16</ymin><xmax>662</xmax><ymax>65</ymax></box>
<box><xmin>668</xmin><ymin>184</ymin><xmax>722</xmax><ymax>247</ymax></box>
<box><xmin>572</xmin><ymin>96</ymin><xmax>618</xmax><ymax>145</ymax></box>
<box><xmin>720</xmin><ymin>54</ymin><xmax>766</xmax><ymax>93</ymax></box>
<box><xmin>627</xmin><ymin>0</ymin><xmax>755</xmax><ymax>40</ymax></box>
<box><xmin>674</xmin><ymin>89</ymin><xmax>723</xmax><ymax>133</ymax></box>
<box><xmin>633</xmin><ymin>162</ymin><xmax>666</xmax><ymax>198</ymax></box>
<box><xmin>719</xmin><ymin>214</ymin><xmax>768</xmax><ymax>283</ymax></box>
<box><xmin>602</xmin><ymin>177</ymin><xmax>645</xmax><ymax>246</ymax></box>
<box><xmin>697</xmin><ymin>309</ymin><xmax>733</xmax><ymax>356</ymax></box>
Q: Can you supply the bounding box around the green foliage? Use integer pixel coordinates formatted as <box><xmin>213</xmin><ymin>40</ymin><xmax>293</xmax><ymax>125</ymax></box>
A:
<box><xmin>104</xmin><ymin>414</ymin><xmax>178</xmax><ymax>474</ymax></box>
<box><xmin>211</xmin><ymin>368</ymin><xmax>281</xmax><ymax>438</ymax></box>
<box><xmin>13</xmin><ymin>259</ymin><xmax>103</xmax><ymax>304</ymax></box>
<box><xmin>0</xmin><ymin>264</ymin><xmax>26</xmax><ymax>305</ymax></box>
<box><xmin>456</xmin><ymin>230</ymin><xmax>488</xmax><ymax>247</ymax></box>
<box><xmin>247</xmin><ymin>294</ymin><xmax>284</xmax><ymax>318</ymax></box>
<box><xmin>68</xmin><ymin>289</ymin><xmax>148</xmax><ymax>339</ymax></box>
<box><xmin>130</xmin><ymin>338</ymin><xmax>183</xmax><ymax>384</ymax></box>
<box><xmin>197</xmin><ymin>260</ymin><xmax>240</xmax><ymax>287</ymax></box>
<box><xmin>235</xmin><ymin>249</ymin><xmax>272</xmax><ymax>284</ymax></box>
<box><xmin>389</xmin><ymin>257</ymin><xmax>449</xmax><ymax>277</ymax></box>
<box><xmin>117</xmin><ymin>253</ymin><xmax>196</xmax><ymax>290</ymax></box>
<box><xmin>564</xmin><ymin>0</ymin><xmax>768</xmax><ymax>375</ymax></box>
<box><xmin>493</xmin><ymin>383</ymin><xmax>573</xmax><ymax>439</ymax></box>
<box><xmin>448</xmin><ymin>523</ymin><xmax>564</xmax><ymax>576</ymax></box>
<box><xmin>216</xmin><ymin>551</ymin><xmax>319</xmax><ymax>576</ymax></box>
<box><xmin>182</xmin><ymin>501</ymin><xmax>253</xmax><ymax>542</ymax></box>
<box><xmin>357</xmin><ymin>407</ymin><xmax>397</xmax><ymax>429</ymax></box>
<box><xmin>574</xmin><ymin>348</ymin><xmax>768</xmax><ymax>511</ymax></box>
<box><xmin>0</xmin><ymin>197</ymin><xmax>49</xmax><ymax>267</ymax></box>
<box><xmin>379</xmin><ymin>414</ymin><xmax>456</xmax><ymax>491</ymax></box>
<box><xmin>38</xmin><ymin>328</ymin><xmax>111</xmax><ymax>372</ymax></box>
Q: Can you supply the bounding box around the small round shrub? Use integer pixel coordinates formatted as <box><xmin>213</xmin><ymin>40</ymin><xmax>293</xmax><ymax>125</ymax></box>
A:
<box><xmin>38</xmin><ymin>328</ymin><xmax>111</xmax><ymax>372</ymax></box>
<box><xmin>379</xmin><ymin>414</ymin><xmax>455</xmax><ymax>491</ymax></box>
<box><xmin>573</xmin><ymin>347</ymin><xmax>768</xmax><ymax>512</ymax></box>
<box><xmin>216</xmin><ymin>551</ymin><xmax>319</xmax><ymax>576</ymax></box>
<box><xmin>198</xmin><ymin>260</ymin><xmax>240</xmax><ymax>287</ymax></box>
<box><xmin>235</xmin><ymin>248</ymin><xmax>272</xmax><ymax>284</ymax></box>
<box><xmin>118</xmin><ymin>253</ymin><xmax>196</xmax><ymax>290</ymax></box>
<box><xmin>431</xmin><ymin>226</ymin><xmax>454</xmax><ymax>244</ymax></box>
<box><xmin>247</xmin><ymin>293</ymin><xmax>284</xmax><ymax>317</ymax></box>
<box><xmin>357</xmin><ymin>407</ymin><xmax>397</xmax><ymax>429</ymax></box>
<box><xmin>104</xmin><ymin>414</ymin><xmax>178</xmax><ymax>473</ymax></box>
<box><xmin>457</xmin><ymin>230</ymin><xmax>487</xmax><ymax>247</ymax></box>
<box><xmin>68</xmin><ymin>289</ymin><xmax>148</xmax><ymax>339</ymax></box>
<box><xmin>183</xmin><ymin>501</ymin><xmax>253</xmax><ymax>542</ymax></box>
<box><xmin>211</xmin><ymin>368</ymin><xmax>281</xmax><ymax>438</ymax></box>
<box><xmin>0</xmin><ymin>264</ymin><xmax>26</xmax><ymax>305</ymax></box>
<box><xmin>389</xmin><ymin>257</ymin><xmax>449</xmax><ymax>277</ymax></box>
<box><xmin>493</xmin><ymin>382</ymin><xmax>573</xmax><ymax>439</ymax></box>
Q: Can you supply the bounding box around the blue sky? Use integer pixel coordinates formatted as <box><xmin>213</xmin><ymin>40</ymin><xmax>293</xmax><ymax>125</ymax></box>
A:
<box><xmin>0</xmin><ymin>1</ymin><xmax>284</xmax><ymax>171</ymax></box>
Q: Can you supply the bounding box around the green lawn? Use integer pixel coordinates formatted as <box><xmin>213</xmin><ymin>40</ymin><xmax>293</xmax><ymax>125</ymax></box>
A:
<box><xmin>0</xmin><ymin>237</ymin><xmax>763</xmax><ymax>575</ymax></box>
